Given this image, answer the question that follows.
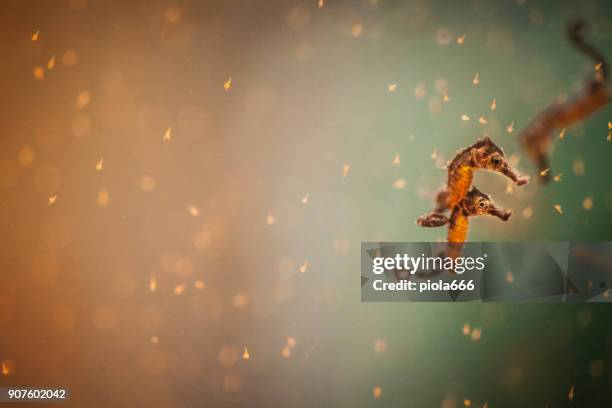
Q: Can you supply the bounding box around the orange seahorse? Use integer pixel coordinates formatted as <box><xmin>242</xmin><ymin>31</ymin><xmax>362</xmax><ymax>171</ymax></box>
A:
<box><xmin>434</xmin><ymin>136</ymin><xmax>529</xmax><ymax>212</ymax></box>
<box><xmin>419</xmin><ymin>186</ymin><xmax>512</xmax><ymax>259</ymax></box>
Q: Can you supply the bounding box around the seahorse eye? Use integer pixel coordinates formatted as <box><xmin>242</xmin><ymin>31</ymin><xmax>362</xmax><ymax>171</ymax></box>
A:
<box><xmin>479</xmin><ymin>201</ymin><xmax>487</xmax><ymax>208</ymax></box>
<box><xmin>491</xmin><ymin>156</ymin><xmax>501</xmax><ymax>166</ymax></box>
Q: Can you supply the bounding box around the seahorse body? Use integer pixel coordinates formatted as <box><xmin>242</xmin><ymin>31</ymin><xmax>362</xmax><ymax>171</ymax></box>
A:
<box><xmin>447</xmin><ymin>165</ymin><xmax>473</xmax><ymax>210</ymax></box>
<box><xmin>448</xmin><ymin>209</ymin><xmax>469</xmax><ymax>243</ymax></box>
<box><xmin>445</xmin><ymin>208</ymin><xmax>469</xmax><ymax>260</ymax></box>
<box><xmin>519</xmin><ymin>18</ymin><xmax>610</xmax><ymax>182</ymax></box>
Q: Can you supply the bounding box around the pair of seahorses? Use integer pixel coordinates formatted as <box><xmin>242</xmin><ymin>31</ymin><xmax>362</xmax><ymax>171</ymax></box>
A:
<box><xmin>417</xmin><ymin>136</ymin><xmax>528</xmax><ymax>259</ymax></box>
<box><xmin>417</xmin><ymin>19</ymin><xmax>609</xmax><ymax>255</ymax></box>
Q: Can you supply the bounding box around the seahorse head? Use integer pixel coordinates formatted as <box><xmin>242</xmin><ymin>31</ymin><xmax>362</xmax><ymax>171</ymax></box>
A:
<box><xmin>471</xmin><ymin>136</ymin><xmax>530</xmax><ymax>186</ymax></box>
<box><xmin>463</xmin><ymin>186</ymin><xmax>513</xmax><ymax>221</ymax></box>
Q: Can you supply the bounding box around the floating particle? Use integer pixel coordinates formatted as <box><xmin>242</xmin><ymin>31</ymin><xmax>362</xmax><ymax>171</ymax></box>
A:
<box><xmin>608</xmin><ymin>121</ymin><xmax>612</xmax><ymax>129</ymax></box>
<box><xmin>539</xmin><ymin>168</ymin><xmax>550</xmax><ymax>177</ymax></box>
<box><xmin>553</xmin><ymin>173</ymin><xmax>563</xmax><ymax>182</ymax></box>
<box><xmin>414</xmin><ymin>83</ymin><xmax>426</xmax><ymax>99</ymax></box>
<box><xmin>232</xmin><ymin>293</ymin><xmax>248</xmax><ymax>308</ymax></box>
<box><xmin>351</xmin><ymin>23</ymin><xmax>364</xmax><ymax>38</ymax></box>
<box><xmin>1</xmin><ymin>360</ymin><xmax>13</xmax><ymax>376</ymax></box>
<box><xmin>266</xmin><ymin>212</ymin><xmax>276</xmax><ymax>225</ymax></box>
<box><xmin>173</xmin><ymin>284</ymin><xmax>186</xmax><ymax>295</ymax></box>
<box><xmin>387</xmin><ymin>83</ymin><xmax>397</xmax><ymax>92</ymax></box>
<box><xmin>139</xmin><ymin>175</ymin><xmax>157</xmax><ymax>192</ymax></box>
<box><xmin>194</xmin><ymin>280</ymin><xmax>205</xmax><ymax>290</ymax></box>
<box><xmin>149</xmin><ymin>276</ymin><xmax>157</xmax><ymax>292</ymax></box>
<box><xmin>281</xmin><ymin>346</ymin><xmax>291</xmax><ymax>358</ymax></box>
<box><xmin>457</xmin><ymin>34</ymin><xmax>466</xmax><ymax>45</ymax></box>
<box><xmin>462</xmin><ymin>322</ymin><xmax>471</xmax><ymax>336</ymax></box>
<box><xmin>490</xmin><ymin>98</ymin><xmax>497</xmax><ymax>110</ymax></box>
<box><xmin>434</xmin><ymin>78</ymin><xmax>448</xmax><ymax>93</ymax></box>
<box><xmin>76</xmin><ymin>91</ymin><xmax>91</xmax><ymax>109</ymax></box>
<box><xmin>506</xmin><ymin>121</ymin><xmax>515</xmax><ymax>133</ymax></box>
<box><xmin>470</xmin><ymin>327</ymin><xmax>482</xmax><ymax>341</ymax></box>
<box><xmin>582</xmin><ymin>196</ymin><xmax>593</xmax><ymax>210</ymax></box>
<box><xmin>478</xmin><ymin>116</ymin><xmax>488</xmax><ymax>124</ymax></box>
<box><xmin>151</xmin><ymin>335</ymin><xmax>159</xmax><ymax>344</ymax></box>
<box><xmin>568</xmin><ymin>386</ymin><xmax>574</xmax><ymax>401</ymax></box>
<box><xmin>393</xmin><ymin>178</ymin><xmax>407</xmax><ymax>189</ymax></box>
<box><xmin>162</xmin><ymin>127</ymin><xmax>172</xmax><ymax>141</ymax></box>
<box><xmin>572</xmin><ymin>159</ymin><xmax>585</xmax><ymax>176</ymax></box>
<box><xmin>187</xmin><ymin>205</ymin><xmax>200</xmax><ymax>217</ymax></box>
<box><xmin>318</xmin><ymin>0</ymin><xmax>324</xmax><ymax>9</ymax></box>
<box><xmin>299</xmin><ymin>261</ymin><xmax>309</xmax><ymax>273</ymax></box>
<box><xmin>97</xmin><ymin>189</ymin><xmax>109</xmax><ymax>207</ymax></box>
<box><xmin>461</xmin><ymin>114</ymin><xmax>470</xmax><ymax>121</ymax></box>
<box><xmin>62</xmin><ymin>49</ymin><xmax>78</xmax><ymax>67</ymax></box>
<box><xmin>95</xmin><ymin>157</ymin><xmax>104</xmax><ymax>171</ymax></box>
<box><xmin>342</xmin><ymin>163</ymin><xmax>350</xmax><ymax>178</ymax></box>
<box><xmin>301</xmin><ymin>193</ymin><xmax>309</xmax><ymax>204</ymax></box>
<box><xmin>224</xmin><ymin>77</ymin><xmax>232</xmax><ymax>92</ymax></box>
<box><xmin>18</xmin><ymin>146</ymin><xmax>35</xmax><ymax>167</ymax></box>
<box><xmin>48</xmin><ymin>195</ymin><xmax>58</xmax><ymax>205</ymax></box>
<box><xmin>164</xmin><ymin>7</ymin><xmax>182</xmax><ymax>23</ymax></box>
<box><xmin>472</xmin><ymin>73</ymin><xmax>479</xmax><ymax>85</ymax></box>
<box><xmin>32</xmin><ymin>30</ymin><xmax>40</xmax><ymax>41</ymax></box>
<box><xmin>464</xmin><ymin>399</ymin><xmax>472</xmax><ymax>407</ymax></box>
<box><xmin>33</xmin><ymin>66</ymin><xmax>44</xmax><ymax>81</ymax></box>
<box><xmin>431</xmin><ymin>148</ymin><xmax>438</xmax><ymax>160</ymax></box>
<box><xmin>373</xmin><ymin>338</ymin><xmax>387</xmax><ymax>354</ymax></box>
<box><xmin>553</xmin><ymin>204</ymin><xmax>563</xmax><ymax>214</ymax></box>
<box><xmin>286</xmin><ymin>336</ymin><xmax>297</xmax><ymax>348</ymax></box>
<box><xmin>393</xmin><ymin>153</ymin><xmax>400</xmax><ymax>165</ymax></box>
<box><xmin>442</xmin><ymin>90</ymin><xmax>450</xmax><ymax>102</ymax></box>
<box><xmin>242</xmin><ymin>347</ymin><xmax>250</xmax><ymax>360</ymax></box>
<box><xmin>506</xmin><ymin>271</ymin><xmax>514</xmax><ymax>283</ymax></box>
<box><xmin>559</xmin><ymin>128</ymin><xmax>566</xmax><ymax>139</ymax></box>
<box><xmin>47</xmin><ymin>55</ymin><xmax>56</xmax><ymax>70</ymax></box>
<box><xmin>373</xmin><ymin>386</ymin><xmax>382</xmax><ymax>399</ymax></box>
<box><xmin>521</xmin><ymin>206</ymin><xmax>533</xmax><ymax>219</ymax></box>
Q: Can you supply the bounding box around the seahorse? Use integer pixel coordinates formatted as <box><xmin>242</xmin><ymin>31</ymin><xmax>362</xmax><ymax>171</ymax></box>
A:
<box><xmin>519</xmin><ymin>18</ymin><xmax>610</xmax><ymax>183</ymax></box>
<box><xmin>434</xmin><ymin>136</ymin><xmax>529</xmax><ymax>212</ymax></box>
<box><xmin>419</xmin><ymin>186</ymin><xmax>512</xmax><ymax>259</ymax></box>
